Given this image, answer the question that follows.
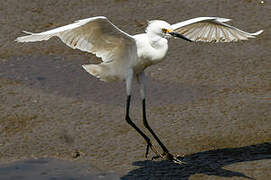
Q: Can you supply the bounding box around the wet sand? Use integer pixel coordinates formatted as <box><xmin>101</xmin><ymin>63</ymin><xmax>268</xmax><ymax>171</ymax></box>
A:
<box><xmin>0</xmin><ymin>158</ymin><xmax>120</xmax><ymax>180</ymax></box>
<box><xmin>0</xmin><ymin>0</ymin><xmax>270</xmax><ymax>179</ymax></box>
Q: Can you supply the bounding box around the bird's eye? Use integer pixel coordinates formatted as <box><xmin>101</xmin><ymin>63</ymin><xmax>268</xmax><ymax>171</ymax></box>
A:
<box><xmin>162</xmin><ymin>28</ymin><xmax>168</xmax><ymax>33</ymax></box>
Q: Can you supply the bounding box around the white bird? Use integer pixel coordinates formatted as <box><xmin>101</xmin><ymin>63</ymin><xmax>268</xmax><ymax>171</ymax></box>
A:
<box><xmin>16</xmin><ymin>16</ymin><xmax>263</xmax><ymax>163</ymax></box>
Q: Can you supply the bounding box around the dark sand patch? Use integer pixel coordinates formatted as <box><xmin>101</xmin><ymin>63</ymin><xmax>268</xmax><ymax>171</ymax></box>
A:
<box><xmin>0</xmin><ymin>158</ymin><xmax>120</xmax><ymax>180</ymax></box>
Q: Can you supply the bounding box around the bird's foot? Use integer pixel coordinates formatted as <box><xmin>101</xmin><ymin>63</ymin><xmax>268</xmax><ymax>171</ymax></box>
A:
<box><xmin>171</xmin><ymin>154</ymin><xmax>185</xmax><ymax>164</ymax></box>
<box><xmin>151</xmin><ymin>152</ymin><xmax>185</xmax><ymax>164</ymax></box>
<box><xmin>145</xmin><ymin>142</ymin><xmax>185</xmax><ymax>164</ymax></box>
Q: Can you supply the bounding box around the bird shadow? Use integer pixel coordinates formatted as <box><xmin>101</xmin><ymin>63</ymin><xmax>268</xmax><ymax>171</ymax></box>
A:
<box><xmin>121</xmin><ymin>143</ymin><xmax>271</xmax><ymax>180</ymax></box>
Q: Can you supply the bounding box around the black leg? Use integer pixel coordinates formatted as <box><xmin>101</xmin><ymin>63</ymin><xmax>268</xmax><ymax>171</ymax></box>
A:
<box><xmin>142</xmin><ymin>99</ymin><xmax>174</xmax><ymax>160</ymax></box>
<box><xmin>125</xmin><ymin>95</ymin><xmax>159</xmax><ymax>158</ymax></box>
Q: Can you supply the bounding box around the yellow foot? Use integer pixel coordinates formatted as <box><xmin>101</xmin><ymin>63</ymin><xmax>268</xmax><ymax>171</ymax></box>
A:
<box><xmin>151</xmin><ymin>152</ymin><xmax>185</xmax><ymax>164</ymax></box>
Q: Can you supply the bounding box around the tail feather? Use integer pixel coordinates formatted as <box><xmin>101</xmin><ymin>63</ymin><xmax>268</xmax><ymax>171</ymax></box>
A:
<box><xmin>82</xmin><ymin>64</ymin><xmax>102</xmax><ymax>79</ymax></box>
<box><xmin>82</xmin><ymin>64</ymin><xmax>120</xmax><ymax>82</ymax></box>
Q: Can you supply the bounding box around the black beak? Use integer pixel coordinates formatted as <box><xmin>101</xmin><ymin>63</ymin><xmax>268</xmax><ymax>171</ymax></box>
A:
<box><xmin>169</xmin><ymin>31</ymin><xmax>192</xmax><ymax>42</ymax></box>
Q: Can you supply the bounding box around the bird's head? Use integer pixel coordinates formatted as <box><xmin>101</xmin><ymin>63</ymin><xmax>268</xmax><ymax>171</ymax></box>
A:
<box><xmin>146</xmin><ymin>20</ymin><xmax>191</xmax><ymax>42</ymax></box>
<box><xmin>146</xmin><ymin>20</ymin><xmax>172</xmax><ymax>39</ymax></box>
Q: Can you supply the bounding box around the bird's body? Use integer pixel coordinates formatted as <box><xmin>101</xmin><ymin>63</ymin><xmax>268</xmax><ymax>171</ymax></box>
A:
<box><xmin>16</xmin><ymin>16</ymin><xmax>263</xmax><ymax>162</ymax></box>
<box><xmin>83</xmin><ymin>20</ymin><xmax>171</xmax><ymax>82</ymax></box>
<box><xmin>83</xmin><ymin>32</ymin><xmax>168</xmax><ymax>82</ymax></box>
<box><xmin>134</xmin><ymin>33</ymin><xmax>168</xmax><ymax>66</ymax></box>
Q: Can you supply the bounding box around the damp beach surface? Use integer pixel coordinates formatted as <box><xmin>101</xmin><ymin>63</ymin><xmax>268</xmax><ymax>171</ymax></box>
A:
<box><xmin>0</xmin><ymin>0</ymin><xmax>270</xmax><ymax>179</ymax></box>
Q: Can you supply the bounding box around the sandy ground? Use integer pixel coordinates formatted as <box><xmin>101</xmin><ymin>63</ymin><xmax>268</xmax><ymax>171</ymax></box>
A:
<box><xmin>0</xmin><ymin>0</ymin><xmax>270</xmax><ymax>179</ymax></box>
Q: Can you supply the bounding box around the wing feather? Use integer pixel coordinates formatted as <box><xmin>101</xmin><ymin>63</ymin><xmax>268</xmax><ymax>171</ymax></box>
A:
<box><xmin>208</xmin><ymin>24</ymin><xmax>215</xmax><ymax>41</ymax></box>
<box><xmin>16</xmin><ymin>16</ymin><xmax>136</xmax><ymax>63</ymax></box>
<box><xmin>172</xmin><ymin>17</ymin><xmax>263</xmax><ymax>42</ymax></box>
<box><xmin>186</xmin><ymin>23</ymin><xmax>203</xmax><ymax>40</ymax></box>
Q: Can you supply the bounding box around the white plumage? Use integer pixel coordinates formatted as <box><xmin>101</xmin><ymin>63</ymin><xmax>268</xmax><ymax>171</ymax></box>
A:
<box><xmin>16</xmin><ymin>16</ymin><xmax>263</xmax><ymax>82</ymax></box>
<box><xmin>16</xmin><ymin>16</ymin><xmax>263</xmax><ymax>162</ymax></box>
<box><xmin>172</xmin><ymin>17</ymin><xmax>263</xmax><ymax>42</ymax></box>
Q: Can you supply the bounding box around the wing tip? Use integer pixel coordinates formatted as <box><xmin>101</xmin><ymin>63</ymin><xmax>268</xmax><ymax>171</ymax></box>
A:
<box><xmin>251</xmin><ymin>29</ymin><xmax>264</xmax><ymax>36</ymax></box>
<box><xmin>15</xmin><ymin>31</ymin><xmax>35</xmax><ymax>42</ymax></box>
<box><xmin>22</xmin><ymin>31</ymin><xmax>34</xmax><ymax>35</ymax></box>
<box><xmin>215</xmin><ymin>17</ymin><xmax>232</xmax><ymax>22</ymax></box>
<box><xmin>15</xmin><ymin>37</ymin><xmax>20</xmax><ymax>42</ymax></box>
<box><xmin>15</xmin><ymin>36</ymin><xmax>25</xmax><ymax>42</ymax></box>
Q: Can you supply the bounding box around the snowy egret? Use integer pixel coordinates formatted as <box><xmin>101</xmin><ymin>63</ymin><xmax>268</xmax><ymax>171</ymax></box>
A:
<box><xmin>16</xmin><ymin>16</ymin><xmax>263</xmax><ymax>163</ymax></box>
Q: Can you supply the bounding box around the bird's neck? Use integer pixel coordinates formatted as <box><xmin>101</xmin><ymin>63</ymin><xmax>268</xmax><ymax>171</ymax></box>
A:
<box><xmin>147</xmin><ymin>33</ymin><xmax>168</xmax><ymax>49</ymax></box>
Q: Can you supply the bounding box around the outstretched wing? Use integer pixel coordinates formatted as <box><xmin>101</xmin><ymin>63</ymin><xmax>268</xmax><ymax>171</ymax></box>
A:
<box><xmin>171</xmin><ymin>17</ymin><xmax>263</xmax><ymax>42</ymax></box>
<box><xmin>16</xmin><ymin>16</ymin><xmax>136</xmax><ymax>63</ymax></box>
